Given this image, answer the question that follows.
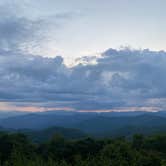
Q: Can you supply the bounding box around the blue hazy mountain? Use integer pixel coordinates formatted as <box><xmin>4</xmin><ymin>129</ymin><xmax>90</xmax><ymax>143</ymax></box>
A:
<box><xmin>76</xmin><ymin>114</ymin><xmax>166</xmax><ymax>137</ymax></box>
<box><xmin>0</xmin><ymin>111</ymin><xmax>99</xmax><ymax>129</ymax></box>
<box><xmin>0</xmin><ymin>111</ymin><xmax>29</xmax><ymax>119</ymax></box>
<box><xmin>1</xmin><ymin>111</ymin><xmax>166</xmax><ymax>138</ymax></box>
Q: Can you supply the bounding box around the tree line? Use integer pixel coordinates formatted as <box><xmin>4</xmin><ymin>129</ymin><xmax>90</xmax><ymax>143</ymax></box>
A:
<box><xmin>0</xmin><ymin>132</ymin><xmax>166</xmax><ymax>166</ymax></box>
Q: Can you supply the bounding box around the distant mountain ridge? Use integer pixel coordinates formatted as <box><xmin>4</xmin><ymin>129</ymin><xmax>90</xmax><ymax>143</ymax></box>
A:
<box><xmin>76</xmin><ymin>114</ymin><xmax>166</xmax><ymax>137</ymax></box>
<box><xmin>0</xmin><ymin>111</ymin><xmax>28</xmax><ymax>119</ymax></box>
<box><xmin>0</xmin><ymin>112</ymin><xmax>97</xmax><ymax>129</ymax></box>
<box><xmin>1</xmin><ymin>111</ymin><xmax>166</xmax><ymax>138</ymax></box>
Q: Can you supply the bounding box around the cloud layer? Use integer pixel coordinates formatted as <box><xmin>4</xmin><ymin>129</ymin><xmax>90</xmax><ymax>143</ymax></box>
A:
<box><xmin>0</xmin><ymin>1</ymin><xmax>166</xmax><ymax>112</ymax></box>
<box><xmin>0</xmin><ymin>48</ymin><xmax>166</xmax><ymax>112</ymax></box>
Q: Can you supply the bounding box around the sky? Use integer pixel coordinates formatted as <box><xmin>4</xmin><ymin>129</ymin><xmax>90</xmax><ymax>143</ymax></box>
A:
<box><xmin>0</xmin><ymin>0</ymin><xmax>166</xmax><ymax>112</ymax></box>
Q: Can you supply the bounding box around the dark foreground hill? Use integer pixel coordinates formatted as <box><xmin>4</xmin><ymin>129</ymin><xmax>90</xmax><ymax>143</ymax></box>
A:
<box><xmin>0</xmin><ymin>132</ymin><xmax>166</xmax><ymax>166</ymax></box>
<box><xmin>19</xmin><ymin>126</ymin><xmax>87</xmax><ymax>142</ymax></box>
<box><xmin>0</xmin><ymin>126</ymin><xmax>87</xmax><ymax>142</ymax></box>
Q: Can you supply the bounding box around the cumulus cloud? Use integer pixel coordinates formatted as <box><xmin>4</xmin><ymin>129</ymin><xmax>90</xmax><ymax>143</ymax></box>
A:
<box><xmin>0</xmin><ymin>48</ymin><xmax>166</xmax><ymax>112</ymax></box>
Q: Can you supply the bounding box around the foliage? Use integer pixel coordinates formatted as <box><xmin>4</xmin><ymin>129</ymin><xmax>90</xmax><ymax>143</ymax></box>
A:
<box><xmin>0</xmin><ymin>132</ymin><xmax>166</xmax><ymax>165</ymax></box>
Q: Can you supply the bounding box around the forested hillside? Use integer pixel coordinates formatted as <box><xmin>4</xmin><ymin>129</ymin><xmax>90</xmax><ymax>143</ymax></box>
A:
<box><xmin>0</xmin><ymin>132</ymin><xmax>166</xmax><ymax>166</ymax></box>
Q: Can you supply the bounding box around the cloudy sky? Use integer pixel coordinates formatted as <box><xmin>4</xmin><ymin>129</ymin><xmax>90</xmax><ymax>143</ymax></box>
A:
<box><xmin>0</xmin><ymin>0</ymin><xmax>166</xmax><ymax>112</ymax></box>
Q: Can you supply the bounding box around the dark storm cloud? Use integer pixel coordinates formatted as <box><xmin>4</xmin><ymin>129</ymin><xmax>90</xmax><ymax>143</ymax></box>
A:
<box><xmin>0</xmin><ymin>48</ymin><xmax>166</xmax><ymax>111</ymax></box>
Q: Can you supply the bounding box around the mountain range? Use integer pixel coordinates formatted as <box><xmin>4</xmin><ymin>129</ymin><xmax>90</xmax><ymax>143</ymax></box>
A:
<box><xmin>1</xmin><ymin>111</ymin><xmax>166</xmax><ymax>139</ymax></box>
